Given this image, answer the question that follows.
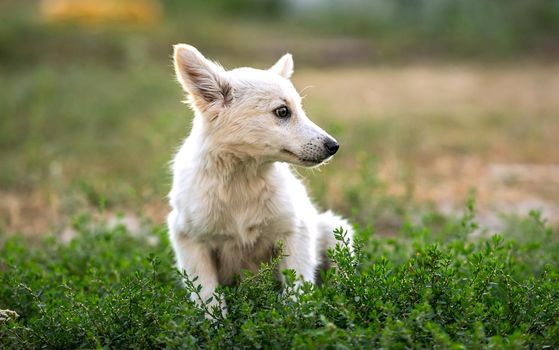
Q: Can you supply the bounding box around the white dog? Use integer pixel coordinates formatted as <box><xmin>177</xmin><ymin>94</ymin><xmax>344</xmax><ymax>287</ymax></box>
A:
<box><xmin>167</xmin><ymin>44</ymin><xmax>353</xmax><ymax>313</ymax></box>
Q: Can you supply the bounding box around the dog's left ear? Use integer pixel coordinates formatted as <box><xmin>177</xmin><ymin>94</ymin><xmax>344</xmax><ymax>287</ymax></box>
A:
<box><xmin>269</xmin><ymin>53</ymin><xmax>294</xmax><ymax>79</ymax></box>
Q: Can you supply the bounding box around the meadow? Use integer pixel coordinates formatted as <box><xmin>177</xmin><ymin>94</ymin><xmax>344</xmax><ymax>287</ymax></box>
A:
<box><xmin>1</xmin><ymin>0</ymin><xmax>559</xmax><ymax>348</ymax></box>
<box><xmin>2</xmin><ymin>204</ymin><xmax>558</xmax><ymax>348</ymax></box>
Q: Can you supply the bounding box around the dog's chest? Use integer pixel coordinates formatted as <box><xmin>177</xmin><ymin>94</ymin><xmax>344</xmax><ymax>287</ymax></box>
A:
<box><xmin>184</xmin><ymin>168</ymin><xmax>291</xmax><ymax>247</ymax></box>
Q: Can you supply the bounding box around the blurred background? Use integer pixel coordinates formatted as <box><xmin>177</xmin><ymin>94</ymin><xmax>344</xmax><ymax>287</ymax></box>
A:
<box><xmin>1</xmin><ymin>0</ymin><xmax>558</xmax><ymax>238</ymax></box>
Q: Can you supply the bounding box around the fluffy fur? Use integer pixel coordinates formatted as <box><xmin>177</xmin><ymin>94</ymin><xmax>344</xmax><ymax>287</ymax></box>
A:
<box><xmin>167</xmin><ymin>44</ymin><xmax>353</xmax><ymax>314</ymax></box>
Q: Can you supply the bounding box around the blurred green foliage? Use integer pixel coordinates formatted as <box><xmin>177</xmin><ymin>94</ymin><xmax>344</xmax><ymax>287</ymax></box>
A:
<box><xmin>1</xmin><ymin>0</ymin><xmax>559</xmax><ymax>68</ymax></box>
<box><xmin>287</xmin><ymin>0</ymin><xmax>559</xmax><ymax>57</ymax></box>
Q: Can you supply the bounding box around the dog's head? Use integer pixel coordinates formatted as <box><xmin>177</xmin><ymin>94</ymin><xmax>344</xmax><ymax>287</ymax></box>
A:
<box><xmin>173</xmin><ymin>44</ymin><xmax>339</xmax><ymax>167</ymax></box>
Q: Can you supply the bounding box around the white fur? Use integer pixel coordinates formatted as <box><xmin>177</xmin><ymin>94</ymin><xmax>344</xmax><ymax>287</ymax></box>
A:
<box><xmin>167</xmin><ymin>44</ymin><xmax>353</xmax><ymax>314</ymax></box>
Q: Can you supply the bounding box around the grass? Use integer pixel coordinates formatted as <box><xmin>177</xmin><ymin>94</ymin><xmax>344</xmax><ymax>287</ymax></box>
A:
<box><xmin>2</xmin><ymin>62</ymin><xmax>558</xmax><ymax>235</ymax></box>
<box><xmin>1</xmin><ymin>203</ymin><xmax>558</xmax><ymax>348</ymax></box>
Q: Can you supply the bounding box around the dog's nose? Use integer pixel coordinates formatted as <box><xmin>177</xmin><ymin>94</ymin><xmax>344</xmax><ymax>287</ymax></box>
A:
<box><xmin>324</xmin><ymin>139</ymin><xmax>339</xmax><ymax>156</ymax></box>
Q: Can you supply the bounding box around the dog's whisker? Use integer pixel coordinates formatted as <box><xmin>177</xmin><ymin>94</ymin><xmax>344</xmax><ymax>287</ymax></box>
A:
<box><xmin>299</xmin><ymin>85</ymin><xmax>314</xmax><ymax>95</ymax></box>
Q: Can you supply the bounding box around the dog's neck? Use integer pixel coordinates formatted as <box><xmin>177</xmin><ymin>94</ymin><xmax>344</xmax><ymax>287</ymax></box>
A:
<box><xmin>204</xmin><ymin>146</ymin><xmax>272</xmax><ymax>182</ymax></box>
<box><xmin>190</xmin><ymin>121</ymin><xmax>273</xmax><ymax>186</ymax></box>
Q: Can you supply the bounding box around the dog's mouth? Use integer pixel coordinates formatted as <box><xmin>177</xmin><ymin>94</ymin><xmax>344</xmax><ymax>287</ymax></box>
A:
<box><xmin>281</xmin><ymin>148</ymin><xmax>298</xmax><ymax>159</ymax></box>
<box><xmin>281</xmin><ymin>149</ymin><xmax>324</xmax><ymax>166</ymax></box>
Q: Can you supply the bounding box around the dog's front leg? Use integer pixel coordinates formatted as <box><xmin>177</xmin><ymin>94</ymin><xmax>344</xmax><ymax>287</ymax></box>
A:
<box><xmin>171</xmin><ymin>233</ymin><xmax>224</xmax><ymax>316</ymax></box>
<box><xmin>278</xmin><ymin>228</ymin><xmax>318</xmax><ymax>288</ymax></box>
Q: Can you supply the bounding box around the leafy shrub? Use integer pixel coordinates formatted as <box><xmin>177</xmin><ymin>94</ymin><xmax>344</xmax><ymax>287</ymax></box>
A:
<box><xmin>1</xmin><ymin>210</ymin><xmax>558</xmax><ymax>348</ymax></box>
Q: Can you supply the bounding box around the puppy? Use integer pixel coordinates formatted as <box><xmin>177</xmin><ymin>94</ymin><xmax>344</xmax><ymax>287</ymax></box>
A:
<box><xmin>167</xmin><ymin>44</ymin><xmax>353</xmax><ymax>314</ymax></box>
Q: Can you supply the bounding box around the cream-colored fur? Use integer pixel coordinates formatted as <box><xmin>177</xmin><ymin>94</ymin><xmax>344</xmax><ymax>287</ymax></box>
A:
<box><xmin>167</xmin><ymin>44</ymin><xmax>353</xmax><ymax>314</ymax></box>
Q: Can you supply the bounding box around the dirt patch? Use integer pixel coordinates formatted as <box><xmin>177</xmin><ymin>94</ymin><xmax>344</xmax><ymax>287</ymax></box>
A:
<box><xmin>296</xmin><ymin>64</ymin><xmax>559</xmax><ymax>121</ymax></box>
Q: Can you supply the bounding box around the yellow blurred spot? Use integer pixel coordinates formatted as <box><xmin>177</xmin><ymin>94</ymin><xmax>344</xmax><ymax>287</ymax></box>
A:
<box><xmin>40</xmin><ymin>0</ymin><xmax>162</xmax><ymax>26</ymax></box>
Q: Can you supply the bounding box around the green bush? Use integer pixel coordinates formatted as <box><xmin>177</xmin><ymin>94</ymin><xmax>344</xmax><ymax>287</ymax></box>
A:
<box><xmin>1</xmin><ymin>209</ymin><xmax>558</xmax><ymax>348</ymax></box>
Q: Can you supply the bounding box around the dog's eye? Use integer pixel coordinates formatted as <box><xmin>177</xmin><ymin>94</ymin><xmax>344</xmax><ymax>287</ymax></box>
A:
<box><xmin>274</xmin><ymin>105</ymin><xmax>291</xmax><ymax>119</ymax></box>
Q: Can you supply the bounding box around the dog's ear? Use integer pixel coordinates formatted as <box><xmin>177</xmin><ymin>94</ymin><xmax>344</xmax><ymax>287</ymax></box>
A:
<box><xmin>269</xmin><ymin>53</ymin><xmax>294</xmax><ymax>79</ymax></box>
<box><xmin>173</xmin><ymin>44</ymin><xmax>232</xmax><ymax>111</ymax></box>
